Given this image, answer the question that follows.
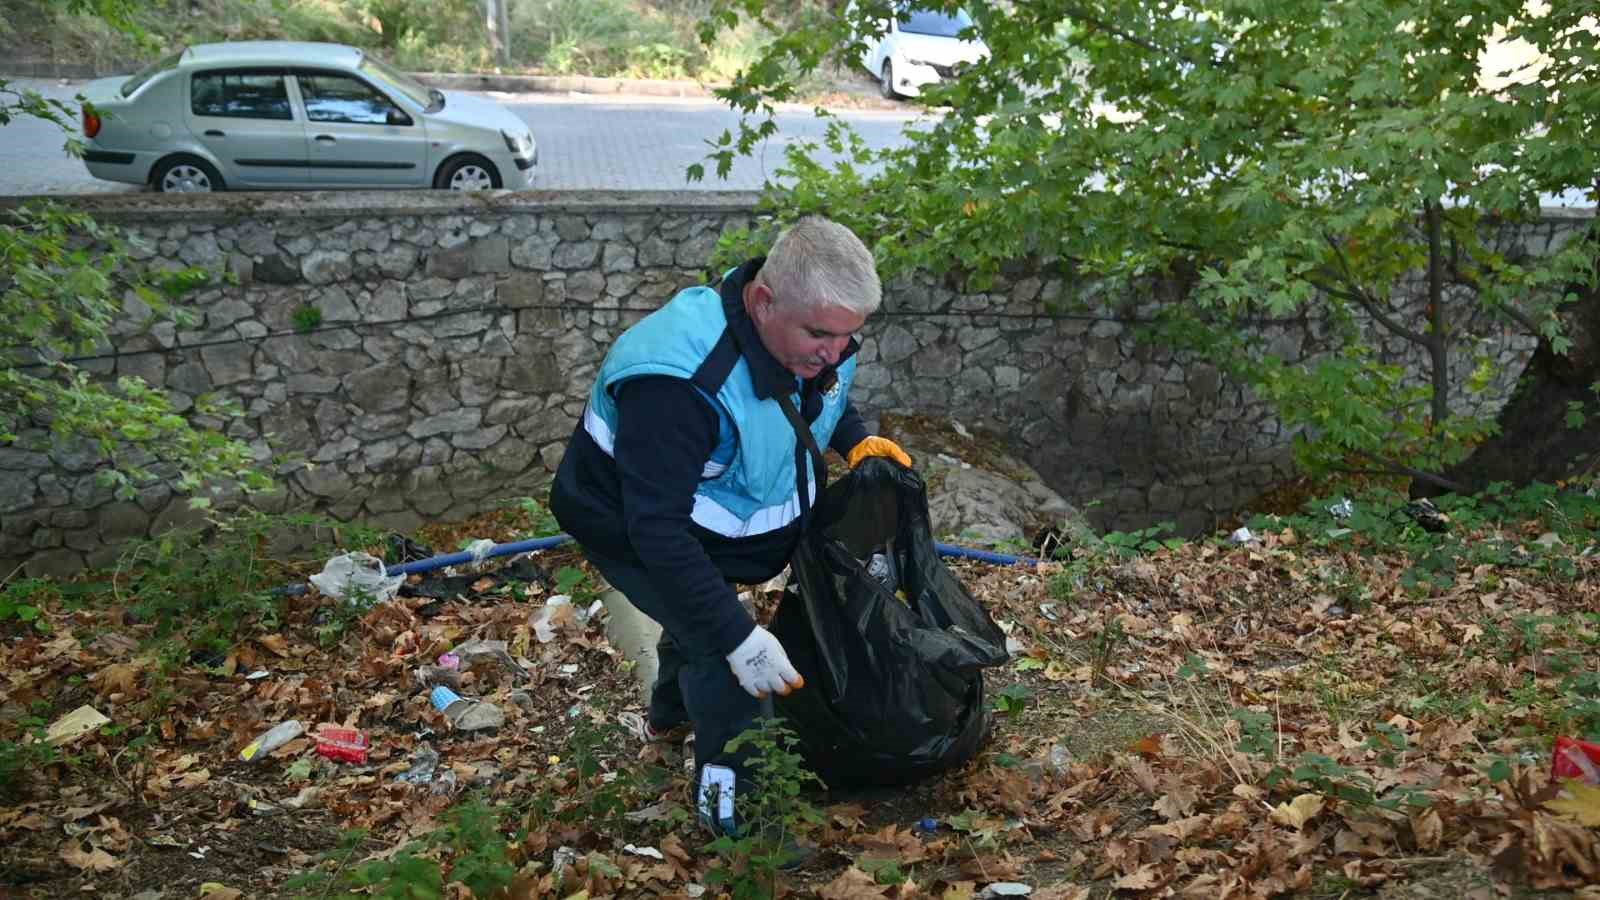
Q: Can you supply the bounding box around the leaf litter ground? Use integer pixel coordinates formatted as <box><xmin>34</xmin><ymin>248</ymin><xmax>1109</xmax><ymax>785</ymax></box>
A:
<box><xmin>3</xmin><ymin>511</ymin><xmax>1599</xmax><ymax>899</ymax></box>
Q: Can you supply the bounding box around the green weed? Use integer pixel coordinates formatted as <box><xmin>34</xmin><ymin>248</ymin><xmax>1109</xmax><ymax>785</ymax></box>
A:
<box><xmin>704</xmin><ymin>718</ymin><xmax>825</xmax><ymax>900</ymax></box>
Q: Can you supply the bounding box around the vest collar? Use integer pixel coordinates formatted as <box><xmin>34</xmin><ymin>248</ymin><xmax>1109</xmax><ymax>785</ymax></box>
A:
<box><xmin>718</xmin><ymin>257</ymin><xmax>861</xmax><ymax>401</ymax></box>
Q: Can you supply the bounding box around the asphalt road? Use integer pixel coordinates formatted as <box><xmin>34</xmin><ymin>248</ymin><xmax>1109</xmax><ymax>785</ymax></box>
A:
<box><xmin>0</xmin><ymin>77</ymin><xmax>926</xmax><ymax>195</ymax></box>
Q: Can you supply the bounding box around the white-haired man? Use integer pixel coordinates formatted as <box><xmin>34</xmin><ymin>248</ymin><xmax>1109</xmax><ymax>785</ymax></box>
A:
<box><xmin>551</xmin><ymin>215</ymin><xmax>910</xmax><ymax>839</ymax></box>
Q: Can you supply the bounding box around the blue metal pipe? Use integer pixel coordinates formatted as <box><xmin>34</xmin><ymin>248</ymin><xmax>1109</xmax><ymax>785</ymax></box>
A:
<box><xmin>934</xmin><ymin>542</ymin><xmax>1037</xmax><ymax>566</ymax></box>
<box><xmin>385</xmin><ymin>534</ymin><xmax>575</xmax><ymax>576</ymax></box>
<box><xmin>384</xmin><ymin>533</ymin><xmax>1035</xmax><ymax>577</ymax></box>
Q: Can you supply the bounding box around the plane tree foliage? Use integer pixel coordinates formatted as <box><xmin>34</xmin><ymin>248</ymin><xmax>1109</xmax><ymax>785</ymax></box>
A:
<box><xmin>696</xmin><ymin>0</ymin><xmax>1600</xmax><ymax>487</ymax></box>
<box><xmin>1</xmin><ymin>0</ymin><xmax>267</xmax><ymax>504</ymax></box>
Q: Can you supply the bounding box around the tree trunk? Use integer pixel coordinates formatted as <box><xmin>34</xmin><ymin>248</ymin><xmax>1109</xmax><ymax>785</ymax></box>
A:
<box><xmin>485</xmin><ymin>0</ymin><xmax>511</xmax><ymax>68</ymax></box>
<box><xmin>1414</xmin><ymin>261</ymin><xmax>1600</xmax><ymax>498</ymax></box>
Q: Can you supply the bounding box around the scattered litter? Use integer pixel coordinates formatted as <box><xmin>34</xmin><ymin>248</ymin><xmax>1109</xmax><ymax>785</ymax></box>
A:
<box><xmin>46</xmin><ymin>705</ymin><xmax>110</xmax><ymax>746</ymax></box>
<box><xmin>395</xmin><ymin>747</ymin><xmax>440</xmax><ymax>785</ymax></box>
<box><xmin>1535</xmin><ymin>531</ymin><xmax>1564</xmax><ymax>548</ymax></box>
<box><xmin>1400</xmin><ymin>498</ymin><xmax>1450</xmax><ymax>533</ymax></box>
<box><xmin>313</xmin><ymin>726</ymin><xmax>369</xmax><ymax>764</ymax></box>
<box><xmin>982</xmin><ymin>883</ymin><xmax>1032</xmax><ymax>898</ymax></box>
<box><xmin>309</xmin><ymin>552</ymin><xmax>404</xmax><ymax>607</ymax></box>
<box><xmin>1230</xmin><ymin>526</ymin><xmax>1256</xmax><ymax>544</ymax></box>
<box><xmin>1038</xmin><ymin>602</ymin><xmax>1058</xmax><ymax>622</ymax></box>
<box><xmin>245</xmin><ymin>670</ymin><xmax>271</xmax><ymax>681</ymax></box>
<box><xmin>552</xmin><ymin>846</ymin><xmax>580</xmax><ymax>884</ymax></box>
<box><xmin>1045</xmin><ymin>743</ymin><xmax>1072</xmax><ymax>775</ymax></box>
<box><xmin>430</xmin><ymin>769</ymin><xmax>458</xmax><ymax>796</ymax></box>
<box><xmin>189</xmin><ymin>846</ymin><xmax>210</xmax><ymax>860</ymax></box>
<box><xmin>437</xmin><ymin>653</ymin><xmax>461</xmax><ymax>670</ymax></box>
<box><xmin>449</xmin><ymin>638</ymin><xmax>527</xmax><ymax>678</ymax></box>
<box><xmin>281</xmin><ymin>786</ymin><xmax>320</xmax><ymax>810</ymax></box>
<box><xmin>400</xmin><ymin>558</ymin><xmax>549</xmax><ymax>601</ymax></box>
<box><xmin>414</xmin><ymin>665</ymin><xmax>463</xmax><ymax>690</ymax></box>
<box><xmin>468</xmin><ymin>761</ymin><xmax>501</xmax><ymax>787</ymax></box>
<box><xmin>914</xmin><ymin>816</ymin><xmax>938</xmax><ymax>833</ymax></box>
<box><xmin>951</xmin><ymin>418</ymin><xmax>972</xmax><ymax>439</ymax></box>
<box><xmin>558</xmin><ymin>664</ymin><xmax>579</xmax><ymax>676</ymax></box>
<box><xmin>1327</xmin><ymin>498</ymin><xmax>1355</xmax><ymax>520</ymax></box>
<box><xmin>509</xmin><ymin>690</ymin><xmax>536</xmax><ymax>713</ymax></box>
<box><xmin>624</xmin><ymin>844</ymin><xmax>665</xmax><ymax>860</ymax></box>
<box><xmin>465</xmin><ymin>538</ymin><xmax>497</xmax><ymax>565</ymax></box>
<box><xmin>246</xmin><ymin>798</ymin><xmax>280</xmax><ymax>816</ymax></box>
<box><xmin>532</xmin><ymin>595</ymin><xmax>574</xmax><ymax>643</ymax></box>
<box><xmin>626</xmin><ymin>800</ymin><xmax>676</xmax><ymax>823</ymax></box>
<box><xmin>685</xmin><ymin>885</ymin><xmax>706</xmax><ymax>898</ymax></box>
<box><xmin>239</xmin><ymin>720</ymin><xmax>304</xmax><ymax>763</ymax></box>
<box><xmin>429</xmin><ymin>686</ymin><xmax>505</xmax><ymax>731</ymax></box>
<box><xmin>386</xmin><ymin>535</ymin><xmax>435</xmax><ymax>563</ymax></box>
<box><xmin>1554</xmin><ymin>736</ymin><xmax>1600</xmax><ymax>785</ymax></box>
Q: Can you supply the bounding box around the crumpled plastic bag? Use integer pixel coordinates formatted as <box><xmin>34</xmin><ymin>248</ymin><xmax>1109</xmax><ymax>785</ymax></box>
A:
<box><xmin>309</xmin><ymin>552</ymin><xmax>404</xmax><ymax>607</ymax></box>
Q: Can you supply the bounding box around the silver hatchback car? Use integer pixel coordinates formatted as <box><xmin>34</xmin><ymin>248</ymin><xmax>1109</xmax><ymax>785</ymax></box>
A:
<box><xmin>78</xmin><ymin>41</ymin><xmax>538</xmax><ymax>192</ymax></box>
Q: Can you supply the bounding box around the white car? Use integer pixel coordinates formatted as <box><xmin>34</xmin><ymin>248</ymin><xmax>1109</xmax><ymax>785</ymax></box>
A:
<box><xmin>860</xmin><ymin>6</ymin><xmax>988</xmax><ymax>99</ymax></box>
<box><xmin>77</xmin><ymin>41</ymin><xmax>538</xmax><ymax>192</ymax></box>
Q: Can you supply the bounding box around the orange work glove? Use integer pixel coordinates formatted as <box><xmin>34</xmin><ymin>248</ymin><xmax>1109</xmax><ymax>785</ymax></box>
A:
<box><xmin>846</xmin><ymin>436</ymin><xmax>911</xmax><ymax>469</ymax></box>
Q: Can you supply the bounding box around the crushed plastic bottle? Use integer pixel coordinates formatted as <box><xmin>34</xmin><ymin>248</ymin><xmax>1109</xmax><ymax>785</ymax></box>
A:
<box><xmin>864</xmin><ymin>548</ymin><xmax>899</xmax><ymax>593</ymax></box>
<box><xmin>240</xmin><ymin>720</ymin><xmax>304</xmax><ymax>763</ymax></box>
<box><xmin>429</xmin><ymin>686</ymin><xmax>506</xmax><ymax>731</ymax></box>
<box><xmin>1045</xmin><ymin>744</ymin><xmax>1073</xmax><ymax>775</ymax></box>
<box><xmin>396</xmin><ymin>746</ymin><xmax>439</xmax><ymax>785</ymax></box>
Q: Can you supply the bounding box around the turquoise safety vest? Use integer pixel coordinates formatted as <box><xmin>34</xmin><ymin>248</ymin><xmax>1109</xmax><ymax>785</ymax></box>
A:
<box><xmin>583</xmin><ymin>284</ymin><xmax>856</xmax><ymax>537</ymax></box>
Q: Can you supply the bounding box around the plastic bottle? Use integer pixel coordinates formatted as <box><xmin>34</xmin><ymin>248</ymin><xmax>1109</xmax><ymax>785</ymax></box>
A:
<box><xmin>865</xmin><ymin>550</ymin><xmax>898</xmax><ymax>593</ymax></box>
<box><xmin>240</xmin><ymin>720</ymin><xmax>305</xmax><ymax>762</ymax></box>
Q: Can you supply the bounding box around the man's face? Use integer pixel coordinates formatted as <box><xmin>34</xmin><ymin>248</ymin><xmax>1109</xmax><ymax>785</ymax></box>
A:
<box><xmin>747</xmin><ymin>282</ymin><xmax>866</xmax><ymax>380</ymax></box>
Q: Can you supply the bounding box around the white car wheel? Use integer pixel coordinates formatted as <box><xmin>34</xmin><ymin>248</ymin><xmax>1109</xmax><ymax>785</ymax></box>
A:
<box><xmin>434</xmin><ymin>154</ymin><xmax>503</xmax><ymax>191</ymax></box>
<box><xmin>155</xmin><ymin>157</ymin><xmax>223</xmax><ymax>193</ymax></box>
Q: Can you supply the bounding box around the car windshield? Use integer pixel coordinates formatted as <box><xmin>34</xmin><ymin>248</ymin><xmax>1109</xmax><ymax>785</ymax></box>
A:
<box><xmin>121</xmin><ymin>51</ymin><xmax>183</xmax><ymax>97</ymax></box>
<box><xmin>357</xmin><ymin>54</ymin><xmax>434</xmax><ymax>110</ymax></box>
<box><xmin>898</xmin><ymin>7</ymin><xmax>973</xmax><ymax>38</ymax></box>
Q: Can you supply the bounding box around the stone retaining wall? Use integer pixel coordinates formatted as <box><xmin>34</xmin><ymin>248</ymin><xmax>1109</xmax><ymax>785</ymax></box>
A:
<box><xmin>0</xmin><ymin>191</ymin><xmax>1583</xmax><ymax>576</ymax></box>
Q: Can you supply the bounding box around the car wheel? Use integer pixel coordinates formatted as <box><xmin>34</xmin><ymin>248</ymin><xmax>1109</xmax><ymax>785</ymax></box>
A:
<box><xmin>434</xmin><ymin>154</ymin><xmax>502</xmax><ymax>191</ymax></box>
<box><xmin>153</xmin><ymin>155</ymin><xmax>224</xmax><ymax>193</ymax></box>
<box><xmin>880</xmin><ymin>60</ymin><xmax>899</xmax><ymax>100</ymax></box>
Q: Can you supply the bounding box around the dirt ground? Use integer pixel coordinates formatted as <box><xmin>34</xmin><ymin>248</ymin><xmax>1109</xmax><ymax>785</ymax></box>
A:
<box><xmin>4</xmin><ymin>501</ymin><xmax>1600</xmax><ymax>898</ymax></box>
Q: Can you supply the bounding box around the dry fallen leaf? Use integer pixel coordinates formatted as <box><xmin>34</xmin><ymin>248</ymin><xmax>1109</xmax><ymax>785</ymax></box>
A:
<box><xmin>1411</xmin><ymin>808</ymin><xmax>1443</xmax><ymax>851</ymax></box>
<box><xmin>60</xmin><ymin>840</ymin><xmax>121</xmax><ymax>872</ymax></box>
<box><xmin>257</xmin><ymin>633</ymin><xmax>292</xmax><ymax>657</ymax></box>
<box><xmin>819</xmin><ymin>866</ymin><xmax>892</xmax><ymax>899</ymax></box>
<box><xmin>1111</xmin><ymin>864</ymin><xmax>1164</xmax><ymax>891</ymax></box>
<box><xmin>1546</xmin><ymin>780</ymin><xmax>1600</xmax><ymax>827</ymax></box>
<box><xmin>1269</xmin><ymin>794</ymin><xmax>1325</xmax><ymax>830</ymax></box>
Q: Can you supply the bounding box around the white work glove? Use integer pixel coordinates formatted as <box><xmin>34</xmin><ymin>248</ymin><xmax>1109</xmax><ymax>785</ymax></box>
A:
<box><xmin>726</xmin><ymin>626</ymin><xmax>805</xmax><ymax>699</ymax></box>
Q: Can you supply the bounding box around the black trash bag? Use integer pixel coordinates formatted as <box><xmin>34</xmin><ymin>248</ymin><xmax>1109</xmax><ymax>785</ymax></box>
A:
<box><xmin>770</xmin><ymin>458</ymin><xmax>1009</xmax><ymax>786</ymax></box>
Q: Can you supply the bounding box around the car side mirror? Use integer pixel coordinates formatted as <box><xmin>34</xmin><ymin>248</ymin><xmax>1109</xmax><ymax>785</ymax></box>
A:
<box><xmin>387</xmin><ymin>107</ymin><xmax>412</xmax><ymax>126</ymax></box>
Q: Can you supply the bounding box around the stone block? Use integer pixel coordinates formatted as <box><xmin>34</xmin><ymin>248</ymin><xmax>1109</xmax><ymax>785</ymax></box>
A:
<box><xmin>471</xmin><ymin>236</ymin><xmax>511</xmax><ymax>274</ymax></box>
<box><xmin>499</xmin><ymin>275</ymin><xmax>544</xmax><ymax>309</ymax></box>
<box><xmin>408</xmin><ymin>407</ymin><xmax>482</xmax><ymax>440</ymax></box>
<box><xmin>426</xmin><ymin>244</ymin><xmax>471</xmax><ymax>279</ymax></box>
<box><xmin>302</xmin><ymin>250</ymin><xmax>353</xmax><ymax>285</ymax></box>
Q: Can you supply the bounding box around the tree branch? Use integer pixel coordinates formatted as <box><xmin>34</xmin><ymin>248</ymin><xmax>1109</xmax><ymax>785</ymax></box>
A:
<box><xmin>1348</xmin><ymin>449</ymin><xmax>1470</xmax><ymax>495</ymax></box>
<box><xmin>1316</xmin><ymin>234</ymin><xmax>1430</xmax><ymax>345</ymax></box>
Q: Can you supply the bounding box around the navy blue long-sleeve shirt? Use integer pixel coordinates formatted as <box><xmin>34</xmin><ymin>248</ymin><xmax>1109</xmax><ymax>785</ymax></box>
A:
<box><xmin>551</xmin><ymin>259</ymin><xmax>870</xmax><ymax>656</ymax></box>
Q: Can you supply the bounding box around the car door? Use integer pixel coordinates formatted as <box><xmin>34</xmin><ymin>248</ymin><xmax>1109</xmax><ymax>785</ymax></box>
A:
<box><xmin>185</xmin><ymin>68</ymin><xmax>311</xmax><ymax>187</ymax></box>
<box><xmin>293</xmin><ymin>70</ymin><xmax>428</xmax><ymax>187</ymax></box>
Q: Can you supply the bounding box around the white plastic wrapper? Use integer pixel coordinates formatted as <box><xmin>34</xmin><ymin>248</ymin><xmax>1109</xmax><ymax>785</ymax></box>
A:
<box><xmin>309</xmin><ymin>552</ymin><xmax>404</xmax><ymax>606</ymax></box>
